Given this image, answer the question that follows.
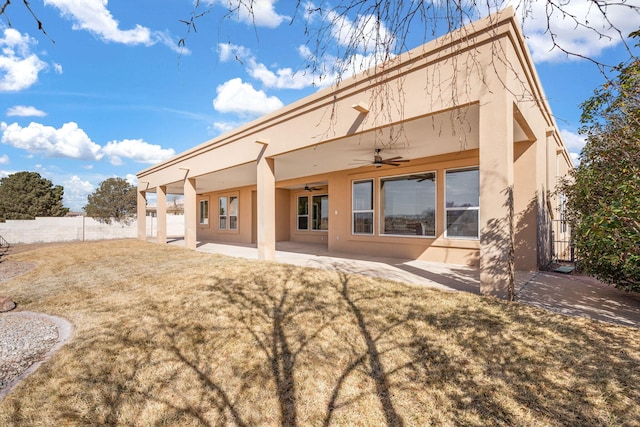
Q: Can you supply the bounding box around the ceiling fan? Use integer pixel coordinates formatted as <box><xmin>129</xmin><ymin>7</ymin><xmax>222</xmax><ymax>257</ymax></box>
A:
<box><xmin>304</xmin><ymin>184</ymin><xmax>322</xmax><ymax>192</ymax></box>
<box><xmin>371</xmin><ymin>148</ymin><xmax>410</xmax><ymax>167</ymax></box>
<box><xmin>408</xmin><ymin>172</ymin><xmax>435</xmax><ymax>182</ymax></box>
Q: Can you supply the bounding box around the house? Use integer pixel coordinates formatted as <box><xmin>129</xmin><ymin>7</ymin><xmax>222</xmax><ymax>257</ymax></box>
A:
<box><xmin>136</xmin><ymin>7</ymin><xmax>573</xmax><ymax>298</ymax></box>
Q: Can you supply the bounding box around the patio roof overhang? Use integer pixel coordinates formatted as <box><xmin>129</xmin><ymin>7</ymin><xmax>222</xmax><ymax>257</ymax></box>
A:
<box><xmin>137</xmin><ymin>102</ymin><xmax>531</xmax><ymax>196</ymax></box>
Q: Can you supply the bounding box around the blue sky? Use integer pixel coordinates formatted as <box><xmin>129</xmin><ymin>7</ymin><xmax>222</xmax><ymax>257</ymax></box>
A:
<box><xmin>1</xmin><ymin>1</ymin><xmax>638</xmax><ymax>211</ymax></box>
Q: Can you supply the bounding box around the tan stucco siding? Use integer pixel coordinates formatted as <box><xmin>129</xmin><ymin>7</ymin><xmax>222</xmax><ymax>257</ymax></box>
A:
<box><xmin>138</xmin><ymin>8</ymin><xmax>574</xmax><ymax>284</ymax></box>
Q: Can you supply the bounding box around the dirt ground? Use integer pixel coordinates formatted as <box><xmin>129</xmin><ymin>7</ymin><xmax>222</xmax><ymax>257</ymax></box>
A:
<box><xmin>0</xmin><ymin>241</ymin><xmax>93</xmax><ymax>283</ymax></box>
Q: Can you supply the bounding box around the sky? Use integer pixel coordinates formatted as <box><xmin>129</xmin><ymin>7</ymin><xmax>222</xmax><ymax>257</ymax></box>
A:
<box><xmin>0</xmin><ymin>0</ymin><xmax>638</xmax><ymax>211</ymax></box>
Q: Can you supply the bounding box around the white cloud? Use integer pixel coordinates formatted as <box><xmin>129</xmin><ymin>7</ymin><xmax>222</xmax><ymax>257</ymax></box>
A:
<box><xmin>124</xmin><ymin>173</ymin><xmax>137</xmax><ymax>186</ymax></box>
<box><xmin>44</xmin><ymin>0</ymin><xmax>189</xmax><ymax>53</ymax></box>
<box><xmin>102</xmin><ymin>139</ymin><xmax>176</xmax><ymax>165</ymax></box>
<box><xmin>155</xmin><ymin>31</ymin><xmax>190</xmax><ymax>55</ymax></box>
<box><xmin>560</xmin><ymin>128</ymin><xmax>586</xmax><ymax>152</ymax></box>
<box><xmin>326</xmin><ymin>10</ymin><xmax>395</xmax><ymax>53</ymax></box>
<box><xmin>63</xmin><ymin>175</ymin><xmax>94</xmax><ymax>210</ymax></box>
<box><xmin>218</xmin><ymin>43</ymin><xmax>320</xmax><ymax>89</ymax></box>
<box><xmin>1</xmin><ymin>121</ymin><xmax>103</xmax><ymax>161</ymax></box>
<box><xmin>0</xmin><ymin>28</ymin><xmax>48</xmax><ymax>92</ymax></box>
<box><xmin>206</xmin><ymin>0</ymin><xmax>288</xmax><ymax>28</ymax></box>
<box><xmin>212</xmin><ymin>121</ymin><xmax>237</xmax><ymax>134</ymax></box>
<box><xmin>560</xmin><ymin>129</ymin><xmax>586</xmax><ymax>166</ymax></box>
<box><xmin>570</xmin><ymin>151</ymin><xmax>580</xmax><ymax>166</ymax></box>
<box><xmin>301</xmin><ymin>6</ymin><xmax>395</xmax><ymax>81</ymax></box>
<box><xmin>54</xmin><ymin>63</ymin><xmax>63</xmax><ymax>74</ymax></box>
<box><xmin>213</xmin><ymin>78</ymin><xmax>283</xmax><ymax>116</ymax></box>
<box><xmin>7</xmin><ymin>105</ymin><xmax>47</xmax><ymax>117</ymax></box>
<box><xmin>45</xmin><ymin>0</ymin><xmax>152</xmax><ymax>44</ymax></box>
<box><xmin>0</xmin><ymin>154</ymin><xmax>8</xmax><ymax>164</ymax></box>
<box><xmin>218</xmin><ymin>43</ymin><xmax>251</xmax><ymax>63</ymax></box>
<box><xmin>1</xmin><ymin>120</ymin><xmax>176</xmax><ymax>166</ymax></box>
<box><xmin>297</xmin><ymin>43</ymin><xmax>383</xmax><ymax>83</ymax></box>
<box><xmin>303</xmin><ymin>3</ymin><xmax>395</xmax><ymax>57</ymax></box>
<box><xmin>514</xmin><ymin>0</ymin><xmax>640</xmax><ymax>62</ymax></box>
<box><xmin>247</xmin><ymin>58</ymin><xmax>316</xmax><ymax>89</ymax></box>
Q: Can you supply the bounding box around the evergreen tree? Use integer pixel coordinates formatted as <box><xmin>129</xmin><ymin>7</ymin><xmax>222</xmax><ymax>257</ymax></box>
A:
<box><xmin>84</xmin><ymin>177</ymin><xmax>137</xmax><ymax>224</ymax></box>
<box><xmin>0</xmin><ymin>172</ymin><xmax>69</xmax><ymax>221</ymax></box>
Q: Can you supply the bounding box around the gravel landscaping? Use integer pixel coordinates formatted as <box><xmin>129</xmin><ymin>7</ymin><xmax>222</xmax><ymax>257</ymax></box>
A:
<box><xmin>0</xmin><ymin>243</ymin><xmax>74</xmax><ymax>401</ymax></box>
<box><xmin>0</xmin><ymin>315</ymin><xmax>58</xmax><ymax>391</ymax></box>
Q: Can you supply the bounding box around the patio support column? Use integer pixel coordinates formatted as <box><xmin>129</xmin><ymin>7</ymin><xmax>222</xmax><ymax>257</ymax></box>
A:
<box><xmin>157</xmin><ymin>185</ymin><xmax>167</xmax><ymax>244</ymax></box>
<box><xmin>257</xmin><ymin>150</ymin><xmax>276</xmax><ymax>261</ymax></box>
<box><xmin>479</xmin><ymin>92</ymin><xmax>515</xmax><ymax>298</ymax></box>
<box><xmin>137</xmin><ymin>189</ymin><xmax>147</xmax><ymax>241</ymax></box>
<box><xmin>184</xmin><ymin>177</ymin><xmax>197</xmax><ymax>250</ymax></box>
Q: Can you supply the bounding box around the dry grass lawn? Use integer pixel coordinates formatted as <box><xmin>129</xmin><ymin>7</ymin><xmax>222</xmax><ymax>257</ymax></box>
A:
<box><xmin>0</xmin><ymin>239</ymin><xmax>639</xmax><ymax>426</ymax></box>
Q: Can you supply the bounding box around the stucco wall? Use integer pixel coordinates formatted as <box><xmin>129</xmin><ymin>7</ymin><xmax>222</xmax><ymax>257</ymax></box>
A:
<box><xmin>0</xmin><ymin>215</ymin><xmax>184</xmax><ymax>245</ymax></box>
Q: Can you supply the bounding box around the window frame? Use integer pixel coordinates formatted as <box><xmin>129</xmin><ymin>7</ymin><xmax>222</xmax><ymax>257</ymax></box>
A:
<box><xmin>444</xmin><ymin>167</ymin><xmax>480</xmax><ymax>240</ymax></box>
<box><xmin>219</xmin><ymin>196</ymin><xmax>227</xmax><ymax>230</ymax></box>
<box><xmin>199</xmin><ymin>198</ymin><xmax>209</xmax><ymax>226</ymax></box>
<box><xmin>297</xmin><ymin>195</ymin><xmax>309</xmax><ymax>231</ymax></box>
<box><xmin>379</xmin><ymin>171</ymin><xmax>437</xmax><ymax>238</ymax></box>
<box><xmin>228</xmin><ymin>195</ymin><xmax>238</xmax><ymax>230</ymax></box>
<box><xmin>352</xmin><ymin>179</ymin><xmax>375</xmax><ymax>235</ymax></box>
<box><xmin>311</xmin><ymin>194</ymin><xmax>329</xmax><ymax>231</ymax></box>
<box><xmin>218</xmin><ymin>194</ymin><xmax>239</xmax><ymax>231</ymax></box>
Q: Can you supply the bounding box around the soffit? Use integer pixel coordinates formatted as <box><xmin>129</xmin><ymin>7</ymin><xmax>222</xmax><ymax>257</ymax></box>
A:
<box><xmin>154</xmin><ymin>105</ymin><xmax>480</xmax><ymax>195</ymax></box>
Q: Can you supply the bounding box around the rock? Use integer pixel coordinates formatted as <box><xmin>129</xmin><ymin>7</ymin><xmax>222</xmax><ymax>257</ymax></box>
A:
<box><xmin>0</xmin><ymin>296</ymin><xmax>16</xmax><ymax>312</ymax></box>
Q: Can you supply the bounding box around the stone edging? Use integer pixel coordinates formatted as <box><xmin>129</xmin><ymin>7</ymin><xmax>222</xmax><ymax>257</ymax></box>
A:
<box><xmin>0</xmin><ymin>312</ymin><xmax>74</xmax><ymax>402</ymax></box>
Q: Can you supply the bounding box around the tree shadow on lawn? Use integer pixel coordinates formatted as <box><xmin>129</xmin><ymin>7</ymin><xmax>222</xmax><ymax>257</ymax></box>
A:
<box><xmin>3</xmin><ymin>263</ymin><xmax>639</xmax><ymax>426</ymax></box>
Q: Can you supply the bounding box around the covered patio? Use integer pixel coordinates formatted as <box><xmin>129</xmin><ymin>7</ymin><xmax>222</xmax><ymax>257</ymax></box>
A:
<box><xmin>137</xmin><ymin>8</ymin><xmax>573</xmax><ymax>299</ymax></box>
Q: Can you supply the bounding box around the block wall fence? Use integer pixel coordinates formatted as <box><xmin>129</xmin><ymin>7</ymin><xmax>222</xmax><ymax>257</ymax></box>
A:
<box><xmin>0</xmin><ymin>215</ymin><xmax>184</xmax><ymax>245</ymax></box>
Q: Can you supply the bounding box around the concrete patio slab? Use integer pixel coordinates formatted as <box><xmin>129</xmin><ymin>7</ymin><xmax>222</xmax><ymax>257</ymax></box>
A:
<box><xmin>517</xmin><ymin>272</ymin><xmax>640</xmax><ymax>328</ymax></box>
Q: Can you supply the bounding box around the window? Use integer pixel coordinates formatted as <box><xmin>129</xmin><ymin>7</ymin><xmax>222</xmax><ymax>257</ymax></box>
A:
<box><xmin>199</xmin><ymin>199</ymin><xmax>209</xmax><ymax>225</ymax></box>
<box><xmin>229</xmin><ymin>196</ymin><xmax>238</xmax><ymax>230</ymax></box>
<box><xmin>312</xmin><ymin>195</ymin><xmax>329</xmax><ymax>231</ymax></box>
<box><xmin>219</xmin><ymin>195</ymin><xmax>238</xmax><ymax>230</ymax></box>
<box><xmin>381</xmin><ymin>173</ymin><xmax>436</xmax><ymax>237</ymax></box>
<box><xmin>297</xmin><ymin>196</ymin><xmax>309</xmax><ymax>230</ymax></box>
<box><xmin>445</xmin><ymin>168</ymin><xmax>479</xmax><ymax>238</ymax></box>
<box><xmin>219</xmin><ymin>197</ymin><xmax>227</xmax><ymax>229</ymax></box>
<box><xmin>298</xmin><ymin>195</ymin><xmax>329</xmax><ymax>231</ymax></box>
<box><xmin>353</xmin><ymin>180</ymin><xmax>374</xmax><ymax>235</ymax></box>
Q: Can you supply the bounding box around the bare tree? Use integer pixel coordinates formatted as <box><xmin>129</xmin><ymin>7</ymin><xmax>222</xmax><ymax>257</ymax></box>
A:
<box><xmin>174</xmin><ymin>1</ymin><xmax>640</xmax><ymax>78</ymax></box>
<box><xmin>165</xmin><ymin>0</ymin><xmax>639</xmax><ymax>150</ymax></box>
<box><xmin>4</xmin><ymin>1</ymin><xmax>637</xmax><ymax>72</ymax></box>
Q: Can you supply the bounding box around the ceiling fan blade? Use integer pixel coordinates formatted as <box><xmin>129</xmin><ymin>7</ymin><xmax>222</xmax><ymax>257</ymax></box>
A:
<box><xmin>384</xmin><ymin>156</ymin><xmax>403</xmax><ymax>161</ymax></box>
<box><xmin>408</xmin><ymin>173</ymin><xmax>435</xmax><ymax>182</ymax></box>
<box><xmin>382</xmin><ymin>159</ymin><xmax>409</xmax><ymax>165</ymax></box>
<box><xmin>304</xmin><ymin>184</ymin><xmax>323</xmax><ymax>191</ymax></box>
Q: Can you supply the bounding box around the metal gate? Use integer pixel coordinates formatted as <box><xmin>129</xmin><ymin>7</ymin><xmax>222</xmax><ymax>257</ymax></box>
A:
<box><xmin>0</xmin><ymin>235</ymin><xmax>9</xmax><ymax>260</ymax></box>
<box><xmin>552</xmin><ymin>219</ymin><xmax>576</xmax><ymax>263</ymax></box>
